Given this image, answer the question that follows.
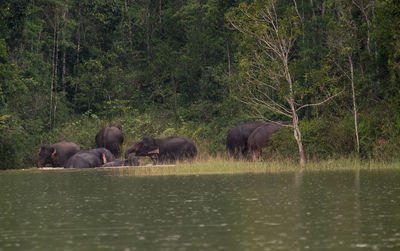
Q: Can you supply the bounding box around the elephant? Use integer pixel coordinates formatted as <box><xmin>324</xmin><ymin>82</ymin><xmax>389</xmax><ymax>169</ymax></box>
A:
<box><xmin>101</xmin><ymin>156</ymin><xmax>141</xmax><ymax>167</ymax></box>
<box><xmin>65</xmin><ymin>148</ymin><xmax>115</xmax><ymax>169</ymax></box>
<box><xmin>38</xmin><ymin>141</ymin><xmax>80</xmax><ymax>167</ymax></box>
<box><xmin>247</xmin><ymin>121</ymin><xmax>290</xmax><ymax>161</ymax></box>
<box><xmin>95</xmin><ymin>123</ymin><xmax>124</xmax><ymax>157</ymax></box>
<box><xmin>226</xmin><ymin>121</ymin><xmax>266</xmax><ymax>159</ymax></box>
<box><xmin>124</xmin><ymin>136</ymin><xmax>197</xmax><ymax>165</ymax></box>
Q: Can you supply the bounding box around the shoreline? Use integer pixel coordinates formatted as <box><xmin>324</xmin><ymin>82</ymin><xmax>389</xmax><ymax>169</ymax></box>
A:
<box><xmin>3</xmin><ymin>159</ymin><xmax>399</xmax><ymax>176</ymax></box>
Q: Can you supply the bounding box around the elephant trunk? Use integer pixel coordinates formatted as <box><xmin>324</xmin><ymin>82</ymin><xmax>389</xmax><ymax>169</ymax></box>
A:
<box><xmin>124</xmin><ymin>144</ymin><xmax>138</xmax><ymax>159</ymax></box>
<box><xmin>37</xmin><ymin>156</ymin><xmax>50</xmax><ymax>168</ymax></box>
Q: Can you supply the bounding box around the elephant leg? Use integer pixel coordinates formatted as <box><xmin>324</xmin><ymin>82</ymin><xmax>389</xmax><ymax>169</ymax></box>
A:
<box><xmin>150</xmin><ymin>154</ymin><xmax>158</xmax><ymax>165</ymax></box>
<box><xmin>251</xmin><ymin>151</ymin><xmax>257</xmax><ymax>161</ymax></box>
<box><xmin>251</xmin><ymin>149</ymin><xmax>261</xmax><ymax>161</ymax></box>
<box><xmin>124</xmin><ymin>145</ymin><xmax>137</xmax><ymax>159</ymax></box>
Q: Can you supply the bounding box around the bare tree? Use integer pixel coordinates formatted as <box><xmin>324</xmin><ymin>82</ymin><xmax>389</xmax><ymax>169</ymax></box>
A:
<box><xmin>352</xmin><ymin>0</ymin><xmax>375</xmax><ymax>56</ymax></box>
<box><xmin>228</xmin><ymin>0</ymin><xmax>339</xmax><ymax>166</ymax></box>
<box><xmin>327</xmin><ymin>2</ymin><xmax>360</xmax><ymax>154</ymax></box>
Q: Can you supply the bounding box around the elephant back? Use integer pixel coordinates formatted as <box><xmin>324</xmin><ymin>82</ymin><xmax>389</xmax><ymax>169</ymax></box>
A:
<box><xmin>156</xmin><ymin>136</ymin><xmax>197</xmax><ymax>163</ymax></box>
<box><xmin>95</xmin><ymin>124</ymin><xmax>124</xmax><ymax>157</ymax></box>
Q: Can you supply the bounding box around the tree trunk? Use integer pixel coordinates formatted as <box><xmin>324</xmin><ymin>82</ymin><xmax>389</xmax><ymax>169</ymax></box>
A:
<box><xmin>353</xmin><ymin>0</ymin><xmax>373</xmax><ymax>56</ymax></box>
<box><xmin>62</xmin><ymin>45</ymin><xmax>66</xmax><ymax>92</ymax></box>
<box><xmin>74</xmin><ymin>7</ymin><xmax>81</xmax><ymax>103</ymax></box>
<box><xmin>50</xmin><ymin>23</ymin><xmax>56</xmax><ymax>129</ymax></box>
<box><xmin>53</xmin><ymin>19</ymin><xmax>59</xmax><ymax>127</ymax></box>
<box><xmin>310</xmin><ymin>0</ymin><xmax>315</xmax><ymax>20</ymax></box>
<box><xmin>145</xmin><ymin>8</ymin><xmax>151</xmax><ymax>56</ymax></box>
<box><xmin>349</xmin><ymin>55</ymin><xmax>360</xmax><ymax>154</ymax></box>
<box><xmin>37</xmin><ymin>24</ymin><xmax>42</xmax><ymax>54</ymax></box>
<box><xmin>159</xmin><ymin>0</ymin><xmax>162</xmax><ymax>24</ymax></box>
<box><xmin>61</xmin><ymin>10</ymin><xmax>66</xmax><ymax>93</ymax></box>
<box><xmin>226</xmin><ymin>40</ymin><xmax>231</xmax><ymax>78</ymax></box>
<box><xmin>172</xmin><ymin>74</ymin><xmax>178</xmax><ymax>125</ymax></box>
<box><xmin>285</xmin><ymin>60</ymin><xmax>306</xmax><ymax>166</ymax></box>
<box><xmin>283</xmin><ymin>42</ymin><xmax>306</xmax><ymax>166</ymax></box>
<box><xmin>124</xmin><ymin>0</ymin><xmax>133</xmax><ymax>48</ymax></box>
<box><xmin>289</xmin><ymin>98</ymin><xmax>306</xmax><ymax>166</ymax></box>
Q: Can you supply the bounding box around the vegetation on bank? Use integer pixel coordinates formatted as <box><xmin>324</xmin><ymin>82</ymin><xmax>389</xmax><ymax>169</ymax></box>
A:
<box><xmin>10</xmin><ymin>109</ymin><xmax>400</xmax><ymax>170</ymax></box>
<box><xmin>1</xmin><ymin>0</ymin><xmax>400</xmax><ymax>169</ymax></box>
<box><xmin>10</xmin><ymin>157</ymin><xmax>400</xmax><ymax>177</ymax></box>
<box><xmin>117</xmin><ymin>158</ymin><xmax>400</xmax><ymax>176</ymax></box>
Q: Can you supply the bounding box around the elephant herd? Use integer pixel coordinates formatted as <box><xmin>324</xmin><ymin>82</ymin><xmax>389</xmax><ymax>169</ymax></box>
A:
<box><xmin>226</xmin><ymin>121</ymin><xmax>290</xmax><ymax>161</ymax></box>
<box><xmin>37</xmin><ymin>121</ymin><xmax>289</xmax><ymax>168</ymax></box>
<box><xmin>37</xmin><ymin>123</ymin><xmax>197</xmax><ymax>168</ymax></box>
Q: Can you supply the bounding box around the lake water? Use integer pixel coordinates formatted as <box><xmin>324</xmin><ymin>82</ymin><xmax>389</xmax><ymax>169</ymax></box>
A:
<box><xmin>1</xmin><ymin>168</ymin><xmax>400</xmax><ymax>250</ymax></box>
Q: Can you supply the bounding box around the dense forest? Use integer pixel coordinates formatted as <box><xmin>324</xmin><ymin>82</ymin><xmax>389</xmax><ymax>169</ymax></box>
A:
<box><xmin>1</xmin><ymin>0</ymin><xmax>400</xmax><ymax>169</ymax></box>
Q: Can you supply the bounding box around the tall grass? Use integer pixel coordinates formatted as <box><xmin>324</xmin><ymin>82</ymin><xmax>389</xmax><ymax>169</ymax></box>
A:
<box><xmin>105</xmin><ymin>156</ymin><xmax>400</xmax><ymax>177</ymax></box>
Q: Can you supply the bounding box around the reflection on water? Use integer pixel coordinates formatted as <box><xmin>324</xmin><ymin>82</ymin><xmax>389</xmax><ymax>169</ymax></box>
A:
<box><xmin>1</xmin><ymin>169</ymin><xmax>400</xmax><ymax>250</ymax></box>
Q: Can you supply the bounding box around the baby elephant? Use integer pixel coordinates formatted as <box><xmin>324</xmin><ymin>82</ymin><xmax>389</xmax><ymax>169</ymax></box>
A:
<box><xmin>101</xmin><ymin>156</ymin><xmax>141</xmax><ymax>167</ymax></box>
<box><xmin>65</xmin><ymin>148</ymin><xmax>114</xmax><ymax>168</ymax></box>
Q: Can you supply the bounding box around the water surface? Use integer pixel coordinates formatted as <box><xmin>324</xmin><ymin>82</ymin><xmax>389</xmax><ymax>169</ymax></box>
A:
<box><xmin>1</xmin><ymin>168</ymin><xmax>400</xmax><ymax>250</ymax></box>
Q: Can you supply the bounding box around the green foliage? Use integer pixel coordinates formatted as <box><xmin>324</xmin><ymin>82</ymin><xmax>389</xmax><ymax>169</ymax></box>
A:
<box><xmin>326</xmin><ymin>116</ymin><xmax>356</xmax><ymax>157</ymax></box>
<box><xmin>266</xmin><ymin>117</ymin><xmax>358</xmax><ymax>161</ymax></box>
<box><xmin>2</xmin><ymin>0</ymin><xmax>400</xmax><ymax>169</ymax></box>
<box><xmin>0</xmin><ymin>113</ymin><xmax>29</xmax><ymax>169</ymax></box>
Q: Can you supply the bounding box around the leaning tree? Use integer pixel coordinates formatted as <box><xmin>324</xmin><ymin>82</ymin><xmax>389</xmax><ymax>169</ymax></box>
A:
<box><xmin>227</xmin><ymin>0</ymin><xmax>339</xmax><ymax>166</ymax></box>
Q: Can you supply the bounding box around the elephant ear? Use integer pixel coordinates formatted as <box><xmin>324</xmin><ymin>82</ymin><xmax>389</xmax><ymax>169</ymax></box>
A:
<box><xmin>51</xmin><ymin>147</ymin><xmax>57</xmax><ymax>159</ymax></box>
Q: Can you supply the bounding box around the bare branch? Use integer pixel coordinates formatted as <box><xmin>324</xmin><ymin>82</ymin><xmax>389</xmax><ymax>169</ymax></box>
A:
<box><xmin>293</xmin><ymin>0</ymin><xmax>304</xmax><ymax>25</ymax></box>
<box><xmin>296</xmin><ymin>89</ymin><xmax>344</xmax><ymax>111</ymax></box>
<box><xmin>333</xmin><ymin>59</ymin><xmax>352</xmax><ymax>80</ymax></box>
